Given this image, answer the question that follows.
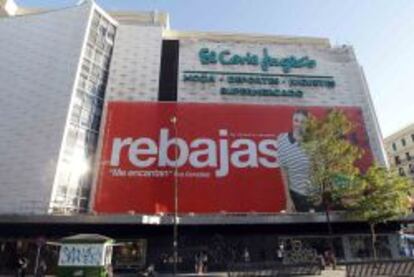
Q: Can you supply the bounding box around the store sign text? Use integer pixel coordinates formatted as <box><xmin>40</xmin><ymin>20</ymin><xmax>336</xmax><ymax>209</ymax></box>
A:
<box><xmin>110</xmin><ymin>128</ymin><xmax>279</xmax><ymax>178</ymax></box>
<box><xmin>199</xmin><ymin>48</ymin><xmax>317</xmax><ymax>73</ymax></box>
<box><xmin>182</xmin><ymin>73</ymin><xmax>335</xmax><ymax>98</ymax></box>
<box><xmin>58</xmin><ymin>244</ymin><xmax>104</xmax><ymax>267</ymax></box>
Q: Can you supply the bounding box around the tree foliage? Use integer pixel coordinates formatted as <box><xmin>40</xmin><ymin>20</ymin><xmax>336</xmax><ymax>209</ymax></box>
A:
<box><xmin>341</xmin><ymin>165</ymin><xmax>413</xmax><ymax>223</ymax></box>
<box><xmin>302</xmin><ymin>108</ymin><xmax>413</xmax><ymax>260</ymax></box>
<box><xmin>302</xmin><ymin>109</ymin><xmax>363</xmax><ymax>206</ymax></box>
<box><xmin>340</xmin><ymin>165</ymin><xmax>413</xmax><ymax>260</ymax></box>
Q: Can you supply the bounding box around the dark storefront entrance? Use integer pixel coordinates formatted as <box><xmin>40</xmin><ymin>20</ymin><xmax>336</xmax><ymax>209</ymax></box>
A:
<box><xmin>0</xmin><ymin>214</ymin><xmax>403</xmax><ymax>274</ymax></box>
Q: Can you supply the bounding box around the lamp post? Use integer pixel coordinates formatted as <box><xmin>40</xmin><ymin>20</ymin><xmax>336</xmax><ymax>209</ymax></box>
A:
<box><xmin>170</xmin><ymin>115</ymin><xmax>179</xmax><ymax>275</ymax></box>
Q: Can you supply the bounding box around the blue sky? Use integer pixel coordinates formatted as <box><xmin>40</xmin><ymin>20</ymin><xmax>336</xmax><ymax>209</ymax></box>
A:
<box><xmin>16</xmin><ymin>0</ymin><xmax>414</xmax><ymax>137</ymax></box>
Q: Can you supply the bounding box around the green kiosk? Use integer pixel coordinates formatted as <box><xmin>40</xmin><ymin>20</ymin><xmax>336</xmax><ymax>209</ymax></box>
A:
<box><xmin>57</xmin><ymin>234</ymin><xmax>114</xmax><ymax>277</ymax></box>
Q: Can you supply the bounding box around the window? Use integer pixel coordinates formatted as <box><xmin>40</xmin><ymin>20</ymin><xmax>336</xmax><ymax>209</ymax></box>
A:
<box><xmin>91</xmin><ymin>13</ymin><xmax>100</xmax><ymax>28</ymax></box>
<box><xmin>82</xmin><ymin>94</ymin><xmax>95</xmax><ymax>111</ymax></box>
<box><xmin>70</xmin><ymin>104</ymin><xmax>82</xmax><ymax>124</ymax></box>
<box><xmin>106</xmin><ymin>31</ymin><xmax>115</xmax><ymax>45</ymax></box>
<box><xmin>94</xmin><ymin>105</ymin><xmax>102</xmax><ymax>117</ymax></box>
<box><xmin>91</xmin><ymin>114</ymin><xmax>101</xmax><ymax>131</ymax></box>
<box><xmin>409</xmin><ymin>164</ymin><xmax>414</xmax><ymax>174</ymax></box>
<box><xmin>99</xmin><ymin>26</ymin><xmax>108</xmax><ymax>39</ymax></box>
<box><xmin>406</xmin><ymin>152</ymin><xmax>411</xmax><ymax>161</ymax></box>
<box><xmin>76</xmin><ymin>129</ymin><xmax>88</xmax><ymax>147</ymax></box>
<box><xmin>96</xmin><ymin>84</ymin><xmax>106</xmax><ymax>98</ymax></box>
<box><xmin>91</xmin><ymin>64</ymin><xmax>101</xmax><ymax>78</ymax></box>
<box><xmin>78</xmin><ymin>75</ymin><xmax>87</xmax><ymax>90</ymax></box>
<box><xmin>85</xmin><ymin>45</ymin><xmax>94</xmax><ymax>59</ymax></box>
<box><xmin>392</xmin><ymin>143</ymin><xmax>397</xmax><ymax>151</ymax></box>
<box><xmin>399</xmin><ymin>167</ymin><xmax>405</xmax><ymax>176</ymax></box>
<box><xmin>395</xmin><ymin>156</ymin><xmax>401</xmax><ymax>165</ymax></box>
<box><xmin>86</xmin><ymin>131</ymin><xmax>98</xmax><ymax>146</ymax></box>
<box><xmin>102</xmin><ymin>56</ymin><xmax>111</xmax><ymax>69</ymax></box>
<box><xmin>103</xmin><ymin>42</ymin><xmax>113</xmax><ymax>55</ymax></box>
<box><xmin>66</xmin><ymin>127</ymin><xmax>78</xmax><ymax>148</ymax></box>
<box><xmin>100</xmin><ymin>71</ymin><xmax>109</xmax><ymax>84</ymax></box>
<box><xmin>80</xmin><ymin>110</ymin><xmax>91</xmax><ymax>128</ymax></box>
<box><xmin>95</xmin><ymin>39</ymin><xmax>105</xmax><ymax>51</ymax></box>
<box><xmin>402</xmin><ymin>138</ymin><xmax>406</xmax><ymax>147</ymax></box>
<box><xmin>89</xmin><ymin>31</ymin><xmax>98</xmax><ymax>44</ymax></box>
<box><xmin>412</xmin><ymin>134</ymin><xmax>414</xmax><ymax>142</ymax></box>
<box><xmin>94</xmin><ymin>51</ymin><xmax>104</xmax><ymax>66</ymax></box>
<box><xmin>349</xmin><ymin>235</ymin><xmax>391</xmax><ymax>259</ymax></box>
<box><xmin>56</xmin><ymin>184</ymin><xmax>68</xmax><ymax>200</ymax></box>
<box><xmin>81</xmin><ymin>60</ymin><xmax>91</xmax><ymax>74</ymax></box>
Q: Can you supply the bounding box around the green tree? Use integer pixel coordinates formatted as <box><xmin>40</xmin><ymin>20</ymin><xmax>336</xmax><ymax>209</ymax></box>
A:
<box><xmin>340</xmin><ymin>165</ymin><xmax>413</xmax><ymax>261</ymax></box>
<box><xmin>302</xmin><ymin>109</ymin><xmax>413</xmax><ymax>262</ymax></box>
<box><xmin>301</xmin><ymin>109</ymin><xmax>364</xmax><ymax>261</ymax></box>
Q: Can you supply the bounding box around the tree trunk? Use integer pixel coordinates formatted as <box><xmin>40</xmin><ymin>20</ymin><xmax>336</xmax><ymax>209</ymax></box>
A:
<box><xmin>370</xmin><ymin>223</ymin><xmax>378</xmax><ymax>262</ymax></box>
<box><xmin>323</xmin><ymin>199</ymin><xmax>336</xmax><ymax>270</ymax></box>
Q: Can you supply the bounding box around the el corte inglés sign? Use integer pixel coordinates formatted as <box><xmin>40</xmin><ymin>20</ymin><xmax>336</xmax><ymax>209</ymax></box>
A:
<box><xmin>182</xmin><ymin>47</ymin><xmax>336</xmax><ymax>98</ymax></box>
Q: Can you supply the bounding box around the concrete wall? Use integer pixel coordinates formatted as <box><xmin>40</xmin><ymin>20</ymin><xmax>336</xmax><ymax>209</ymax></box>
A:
<box><xmin>0</xmin><ymin>3</ymin><xmax>92</xmax><ymax>214</ymax></box>
<box><xmin>105</xmin><ymin>25</ymin><xmax>163</xmax><ymax>101</ymax></box>
<box><xmin>177</xmin><ymin>40</ymin><xmax>386</xmax><ymax>165</ymax></box>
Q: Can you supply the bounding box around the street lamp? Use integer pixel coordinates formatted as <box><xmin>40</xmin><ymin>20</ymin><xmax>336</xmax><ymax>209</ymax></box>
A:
<box><xmin>170</xmin><ymin>115</ymin><xmax>179</xmax><ymax>275</ymax></box>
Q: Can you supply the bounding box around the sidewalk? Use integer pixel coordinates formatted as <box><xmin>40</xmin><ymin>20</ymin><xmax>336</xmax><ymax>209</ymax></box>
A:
<box><xmin>319</xmin><ymin>267</ymin><xmax>346</xmax><ymax>277</ymax></box>
<box><xmin>0</xmin><ymin>268</ymin><xmax>347</xmax><ymax>277</ymax></box>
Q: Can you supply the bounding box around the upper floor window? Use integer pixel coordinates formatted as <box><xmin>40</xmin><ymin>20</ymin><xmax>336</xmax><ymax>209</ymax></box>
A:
<box><xmin>392</xmin><ymin>143</ymin><xmax>397</xmax><ymax>151</ymax></box>
<box><xmin>395</xmin><ymin>156</ymin><xmax>401</xmax><ymax>165</ymax></box>
<box><xmin>407</xmin><ymin>152</ymin><xmax>412</xmax><ymax>161</ymax></box>
<box><xmin>402</xmin><ymin>138</ymin><xmax>407</xmax><ymax>147</ymax></box>
<box><xmin>412</xmin><ymin>134</ymin><xmax>414</xmax><ymax>142</ymax></box>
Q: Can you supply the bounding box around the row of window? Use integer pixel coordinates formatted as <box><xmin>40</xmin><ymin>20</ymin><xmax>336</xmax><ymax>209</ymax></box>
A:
<box><xmin>398</xmin><ymin>164</ymin><xmax>414</xmax><ymax>177</ymax></box>
<box><xmin>391</xmin><ymin>133</ymin><xmax>414</xmax><ymax>151</ymax></box>
<box><xmin>65</xmin><ymin>126</ymin><xmax>99</xmax><ymax>154</ymax></box>
<box><xmin>394</xmin><ymin>152</ymin><xmax>413</xmax><ymax>165</ymax></box>
<box><xmin>52</xmin><ymin>171</ymin><xmax>91</xmax><ymax>212</ymax></box>
<box><xmin>52</xmin><ymin>10</ymin><xmax>116</xmax><ymax>214</ymax></box>
<box><xmin>81</xmin><ymin>57</ymin><xmax>110</xmax><ymax>82</ymax></box>
<box><xmin>71</xmin><ymin>101</ymin><xmax>103</xmax><ymax>132</ymax></box>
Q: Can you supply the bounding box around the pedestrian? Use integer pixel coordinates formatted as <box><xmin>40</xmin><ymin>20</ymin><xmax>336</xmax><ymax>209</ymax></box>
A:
<box><xmin>16</xmin><ymin>255</ymin><xmax>28</xmax><ymax>277</ymax></box>
<box><xmin>243</xmin><ymin>248</ymin><xmax>250</xmax><ymax>263</ymax></box>
<box><xmin>194</xmin><ymin>252</ymin><xmax>203</xmax><ymax>274</ymax></box>
<box><xmin>323</xmin><ymin>249</ymin><xmax>336</xmax><ymax>270</ymax></box>
<box><xmin>144</xmin><ymin>264</ymin><xmax>156</xmax><ymax>276</ymax></box>
<box><xmin>201</xmin><ymin>251</ymin><xmax>208</xmax><ymax>273</ymax></box>
<box><xmin>276</xmin><ymin>243</ymin><xmax>284</xmax><ymax>262</ymax></box>
<box><xmin>35</xmin><ymin>259</ymin><xmax>47</xmax><ymax>277</ymax></box>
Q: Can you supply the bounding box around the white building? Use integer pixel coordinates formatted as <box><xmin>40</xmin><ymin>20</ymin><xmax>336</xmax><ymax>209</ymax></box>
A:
<box><xmin>0</xmin><ymin>0</ymin><xmax>172</xmax><ymax>215</ymax></box>
<box><xmin>0</xmin><ymin>0</ymin><xmax>386</xmax><ymax>215</ymax></box>
<box><xmin>0</xmin><ymin>1</ymin><xmax>119</xmax><ymax>214</ymax></box>
<box><xmin>384</xmin><ymin>123</ymin><xmax>414</xmax><ymax>180</ymax></box>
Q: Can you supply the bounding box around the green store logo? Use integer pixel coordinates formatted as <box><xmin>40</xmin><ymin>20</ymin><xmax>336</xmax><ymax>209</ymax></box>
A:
<box><xmin>198</xmin><ymin>48</ymin><xmax>317</xmax><ymax>73</ymax></box>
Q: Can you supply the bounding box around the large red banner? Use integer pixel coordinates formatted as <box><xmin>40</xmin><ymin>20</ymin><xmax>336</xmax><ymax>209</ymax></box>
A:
<box><xmin>93</xmin><ymin>102</ymin><xmax>373</xmax><ymax>214</ymax></box>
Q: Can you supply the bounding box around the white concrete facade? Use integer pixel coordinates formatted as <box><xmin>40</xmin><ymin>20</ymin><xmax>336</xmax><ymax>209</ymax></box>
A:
<box><xmin>0</xmin><ymin>3</ymin><xmax>93</xmax><ymax>214</ymax></box>
<box><xmin>105</xmin><ymin>25</ymin><xmax>163</xmax><ymax>102</ymax></box>
<box><xmin>0</xmin><ymin>1</ymin><xmax>166</xmax><ymax>215</ymax></box>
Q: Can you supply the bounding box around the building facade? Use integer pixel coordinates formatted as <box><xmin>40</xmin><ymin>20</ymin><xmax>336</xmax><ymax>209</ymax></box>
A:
<box><xmin>384</xmin><ymin>123</ymin><xmax>414</xmax><ymax>180</ymax></box>
<box><xmin>0</xmin><ymin>0</ymin><xmax>405</xmax><ymax>274</ymax></box>
<box><xmin>0</xmin><ymin>1</ymin><xmax>168</xmax><ymax>214</ymax></box>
